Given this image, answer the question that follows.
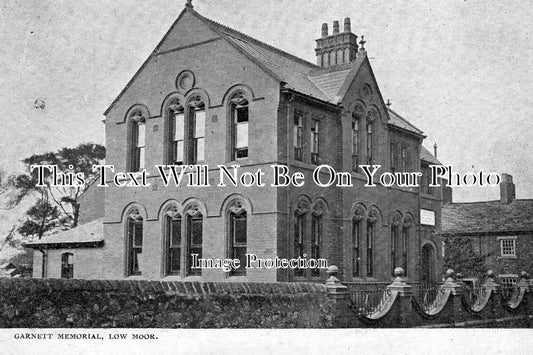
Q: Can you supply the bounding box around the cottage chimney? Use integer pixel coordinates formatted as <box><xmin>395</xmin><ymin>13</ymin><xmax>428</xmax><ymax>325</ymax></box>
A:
<box><xmin>315</xmin><ymin>17</ymin><xmax>358</xmax><ymax>68</ymax></box>
<box><xmin>500</xmin><ymin>173</ymin><xmax>516</xmax><ymax>204</ymax></box>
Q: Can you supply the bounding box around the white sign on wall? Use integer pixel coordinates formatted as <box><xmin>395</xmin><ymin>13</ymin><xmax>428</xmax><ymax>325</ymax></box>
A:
<box><xmin>420</xmin><ymin>209</ymin><xmax>435</xmax><ymax>226</ymax></box>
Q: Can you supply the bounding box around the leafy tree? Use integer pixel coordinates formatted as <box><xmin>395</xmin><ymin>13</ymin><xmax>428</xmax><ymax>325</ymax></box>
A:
<box><xmin>443</xmin><ymin>236</ymin><xmax>487</xmax><ymax>279</ymax></box>
<box><xmin>15</xmin><ymin>143</ymin><xmax>105</xmax><ymax>228</ymax></box>
<box><xmin>17</xmin><ymin>200</ymin><xmax>60</xmax><ymax>239</ymax></box>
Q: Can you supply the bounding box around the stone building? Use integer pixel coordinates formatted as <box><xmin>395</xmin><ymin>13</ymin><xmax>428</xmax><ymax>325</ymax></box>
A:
<box><xmin>441</xmin><ymin>174</ymin><xmax>533</xmax><ymax>285</ymax></box>
<box><xmin>27</xmin><ymin>2</ymin><xmax>444</xmax><ymax>282</ymax></box>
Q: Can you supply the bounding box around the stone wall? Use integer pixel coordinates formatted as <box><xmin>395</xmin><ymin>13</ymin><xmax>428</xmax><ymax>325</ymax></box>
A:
<box><xmin>0</xmin><ymin>279</ymin><xmax>332</xmax><ymax>328</ymax></box>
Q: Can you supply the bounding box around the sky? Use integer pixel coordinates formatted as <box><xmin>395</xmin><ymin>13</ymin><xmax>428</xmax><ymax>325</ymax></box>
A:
<box><xmin>0</xmin><ymin>0</ymin><xmax>531</xmax><ymax>202</ymax></box>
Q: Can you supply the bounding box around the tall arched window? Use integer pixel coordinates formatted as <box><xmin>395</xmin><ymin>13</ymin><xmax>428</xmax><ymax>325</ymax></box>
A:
<box><xmin>129</xmin><ymin>110</ymin><xmax>146</xmax><ymax>172</ymax></box>
<box><xmin>367</xmin><ymin>209</ymin><xmax>378</xmax><ymax>277</ymax></box>
<box><xmin>352</xmin><ymin>206</ymin><xmax>365</xmax><ymax>277</ymax></box>
<box><xmin>167</xmin><ymin>100</ymin><xmax>185</xmax><ymax>165</ymax></box>
<box><xmin>61</xmin><ymin>252</ymin><xmax>73</xmax><ymax>279</ymax></box>
<box><xmin>228</xmin><ymin>201</ymin><xmax>247</xmax><ymax>276</ymax></box>
<box><xmin>126</xmin><ymin>208</ymin><xmax>143</xmax><ymax>276</ymax></box>
<box><xmin>401</xmin><ymin>217</ymin><xmax>412</xmax><ymax>275</ymax></box>
<box><xmin>293</xmin><ymin>200</ymin><xmax>308</xmax><ymax>277</ymax></box>
<box><xmin>366</xmin><ymin>123</ymin><xmax>373</xmax><ymax>165</ymax></box>
<box><xmin>229</xmin><ymin>92</ymin><xmax>249</xmax><ymax>160</ymax></box>
<box><xmin>391</xmin><ymin>213</ymin><xmax>402</xmax><ymax>275</ymax></box>
<box><xmin>188</xmin><ymin>95</ymin><xmax>205</xmax><ymax>164</ymax></box>
<box><xmin>164</xmin><ymin>205</ymin><xmax>182</xmax><ymax>275</ymax></box>
<box><xmin>185</xmin><ymin>205</ymin><xmax>203</xmax><ymax>276</ymax></box>
<box><xmin>311</xmin><ymin>202</ymin><xmax>325</xmax><ymax>277</ymax></box>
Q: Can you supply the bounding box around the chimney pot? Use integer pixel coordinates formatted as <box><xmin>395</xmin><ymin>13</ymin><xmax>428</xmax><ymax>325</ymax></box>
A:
<box><xmin>333</xmin><ymin>20</ymin><xmax>340</xmax><ymax>34</ymax></box>
<box><xmin>344</xmin><ymin>17</ymin><xmax>351</xmax><ymax>32</ymax></box>
<box><xmin>500</xmin><ymin>173</ymin><xmax>516</xmax><ymax>204</ymax></box>
<box><xmin>321</xmin><ymin>23</ymin><xmax>328</xmax><ymax>38</ymax></box>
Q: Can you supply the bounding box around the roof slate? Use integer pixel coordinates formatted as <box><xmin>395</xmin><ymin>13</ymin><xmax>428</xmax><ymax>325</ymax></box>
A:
<box><xmin>388</xmin><ymin>108</ymin><xmax>424</xmax><ymax>135</ymax></box>
<box><xmin>420</xmin><ymin>146</ymin><xmax>441</xmax><ymax>165</ymax></box>
<box><xmin>25</xmin><ymin>218</ymin><xmax>104</xmax><ymax>247</ymax></box>
<box><xmin>441</xmin><ymin>200</ymin><xmax>533</xmax><ymax>235</ymax></box>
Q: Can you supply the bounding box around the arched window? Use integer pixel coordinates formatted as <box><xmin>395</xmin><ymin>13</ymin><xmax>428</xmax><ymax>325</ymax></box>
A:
<box><xmin>129</xmin><ymin>110</ymin><xmax>146</xmax><ymax>172</ymax></box>
<box><xmin>167</xmin><ymin>100</ymin><xmax>185</xmax><ymax>165</ymax></box>
<box><xmin>185</xmin><ymin>205</ymin><xmax>203</xmax><ymax>276</ymax></box>
<box><xmin>401</xmin><ymin>217</ymin><xmax>412</xmax><ymax>275</ymax></box>
<box><xmin>293</xmin><ymin>110</ymin><xmax>303</xmax><ymax>161</ymax></box>
<box><xmin>367</xmin><ymin>209</ymin><xmax>378</xmax><ymax>277</ymax></box>
<box><xmin>391</xmin><ymin>213</ymin><xmax>402</xmax><ymax>275</ymax></box>
<box><xmin>61</xmin><ymin>252</ymin><xmax>73</xmax><ymax>279</ymax></box>
<box><xmin>164</xmin><ymin>205</ymin><xmax>182</xmax><ymax>275</ymax></box>
<box><xmin>310</xmin><ymin>120</ymin><xmax>320</xmax><ymax>165</ymax></box>
<box><xmin>293</xmin><ymin>200</ymin><xmax>308</xmax><ymax>277</ymax></box>
<box><xmin>229</xmin><ymin>92</ymin><xmax>249</xmax><ymax>160</ymax></box>
<box><xmin>228</xmin><ymin>201</ymin><xmax>247</xmax><ymax>276</ymax></box>
<box><xmin>311</xmin><ymin>202</ymin><xmax>325</xmax><ymax>277</ymax></box>
<box><xmin>188</xmin><ymin>95</ymin><xmax>205</xmax><ymax>164</ymax></box>
<box><xmin>366</xmin><ymin>123</ymin><xmax>373</xmax><ymax>165</ymax></box>
<box><xmin>352</xmin><ymin>206</ymin><xmax>365</xmax><ymax>277</ymax></box>
<box><xmin>126</xmin><ymin>208</ymin><xmax>143</xmax><ymax>276</ymax></box>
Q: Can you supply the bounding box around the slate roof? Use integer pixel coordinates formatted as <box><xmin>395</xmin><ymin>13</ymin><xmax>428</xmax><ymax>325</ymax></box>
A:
<box><xmin>24</xmin><ymin>218</ymin><xmax>104</xmax><ymax>249</ymax></box>
<box><xmin>420</xmin><ymin>146</ymin><xmax>441</xmax><ymax>165</ymax></box>
<box><xmin>441</xmin><ymin>200</ymin><xmax>533</xmax><ymax>235</ymax></box>
<box><xmin>388</xmin><ymin>108</ymin><xmax>424</xmax><ymax>136</ymax></box>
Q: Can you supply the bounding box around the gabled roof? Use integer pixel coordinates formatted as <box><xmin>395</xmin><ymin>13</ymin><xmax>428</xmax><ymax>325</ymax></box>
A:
<box><xmin>420</xmin><ymin>146</ymin><xmax>441</xmax><ymax>165</ymax></box>
<box><xmin>441</xmin><ymin>200</ymin><xmax>533</xmax><ymax>235</ymax></box>
<box><xmin>388</xmin><ymin>108</ymin><xmax>424</xmax><ymax>136</ymax></box>
<box><xmin>24</xmin><ymin>218</ymin><xmax>104</xmax><ymax>249</ymax></box>
<box><xmin>104</xmin><ymin>7</ymin><xmax>375</xmax><ymax>114</ymax></box>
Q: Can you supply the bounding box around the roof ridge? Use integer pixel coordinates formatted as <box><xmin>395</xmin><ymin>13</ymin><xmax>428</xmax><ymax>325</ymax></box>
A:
<box><xmin>195</xmin><ymin>11</ymin><xmax>321</xmax><ymax>70</ymax></box>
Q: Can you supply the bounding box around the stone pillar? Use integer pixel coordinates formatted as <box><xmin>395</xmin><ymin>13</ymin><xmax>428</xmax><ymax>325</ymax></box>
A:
<box><xmin>518</xmin><ymin>271</ymin><xmax>533</xmax><ymax>317</ymax></box>
<box><xmin>483</xmin><ymin>270</ymin><xmax>502</xmax><ymax>321</ymax></box>
<box><xmin>324</xmin><ymin>265</ymin><xmax>351</xmax><ymax>327</ymax></box>
<box><xmin>441</xmin><ymin>269</ymin><xmax>464</xmax><ymax>324</ymax></box>
<box><xmin>386</xmin><ymin>267</ymin><xmax>413</xmax><ymax>327</ymax></box>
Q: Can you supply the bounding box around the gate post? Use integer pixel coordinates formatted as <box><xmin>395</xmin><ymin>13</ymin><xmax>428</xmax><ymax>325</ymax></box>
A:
<box><xmin>442</xmin><ymin>269</ymin><xmax>464</xmax><ymax>324</ymax></box>
<box><xmin>386</xmin><ymin>267</ymin><xmax>413</xmax><ymax>327</ymax></box>
<box><xmin>324</xmin><ymin>265</ymin><xmax>350</xmax><ymax>327</ymax></box>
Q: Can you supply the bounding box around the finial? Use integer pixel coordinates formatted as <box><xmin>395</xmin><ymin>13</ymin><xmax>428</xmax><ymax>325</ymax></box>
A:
<box><xmin>185</xmin><ymin>0</ymin><xmax>193</xmax><ymax>9</ymax></box>
<box><xmin>433</xmin><ymin>142</ymin><xmax>438</xmax><ymax>158</ymax></box>
<box><xmin>386</xmin><ymin>99</ymin><xmax>391</xmax><ymax>108</ymax></box>
<box><xmin>359</xmin><ymin>35</ymin><xmax>366</xmax><ymax>50</ymax></box>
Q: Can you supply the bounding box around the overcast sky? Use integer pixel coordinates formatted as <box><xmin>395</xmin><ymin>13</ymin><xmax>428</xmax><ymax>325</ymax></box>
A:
<box><xmin>0</xmin><ymin>0</ymin><xmax>531</xmax><ymax>202</ymax></box>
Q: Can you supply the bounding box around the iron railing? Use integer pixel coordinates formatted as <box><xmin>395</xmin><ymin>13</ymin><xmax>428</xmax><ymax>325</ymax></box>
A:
<box><xmin>343</xmin><ymin>282</ymin><xmax>391</xmax><ymax>316</ymax></box>
<box><xmin>411</xmin><ymin>282</ymin><xmax>444</xmax><ymax>312</ymax></box>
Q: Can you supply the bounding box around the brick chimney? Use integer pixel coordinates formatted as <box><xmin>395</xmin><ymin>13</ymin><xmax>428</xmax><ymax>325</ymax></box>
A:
<box><xmin>500</xmin><ymin>173</ymin><xmax>516</xmax><ymax>204</ymax></box>
<box><xmin>315</xmin><ymin>17</ymin><xmax>358</xmax><ymax>68</ymax></box>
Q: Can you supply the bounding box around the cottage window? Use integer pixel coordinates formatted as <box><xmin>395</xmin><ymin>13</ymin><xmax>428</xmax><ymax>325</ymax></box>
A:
<box><xmin>499</xmin><ymin>237</ymin><xmax>517</xmax><ymax>257</ymax></box>
<box><xmin>61</xmin><ymin>253</ymin><xmax>73</xmax><ymax>279</ymax></box>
